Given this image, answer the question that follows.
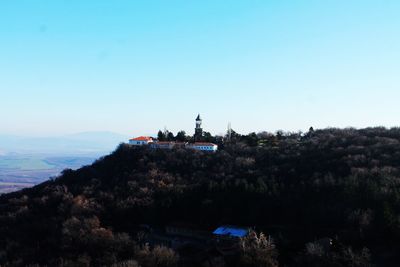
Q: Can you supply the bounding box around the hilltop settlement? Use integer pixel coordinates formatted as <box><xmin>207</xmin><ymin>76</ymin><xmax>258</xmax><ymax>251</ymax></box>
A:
<box><xmin>128</xmin><ymin>114</ymin><xmax>218</xmax><ymax>151</ymax></box>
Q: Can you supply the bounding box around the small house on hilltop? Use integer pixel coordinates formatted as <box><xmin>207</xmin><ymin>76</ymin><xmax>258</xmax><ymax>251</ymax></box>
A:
<box><xmin>189</xmin><ymin>142</ymin><xmax>218</xmax><ymax>152</ymax></box>
<box><xmin>129</xmin><ymin>136</ymin><xmax>153</xmax><ymax>146</ymax></box>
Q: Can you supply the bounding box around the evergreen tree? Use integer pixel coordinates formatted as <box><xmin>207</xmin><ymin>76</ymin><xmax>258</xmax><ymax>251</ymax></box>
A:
<box><xmin>175</xmin><ymin>131</ymin><xmax>187</xmax><ymax>142</ymax></box>
<box><xmin>157</xmin><ymin>130</ymin><xmax>166</xmax><ymax>141</ymax></box>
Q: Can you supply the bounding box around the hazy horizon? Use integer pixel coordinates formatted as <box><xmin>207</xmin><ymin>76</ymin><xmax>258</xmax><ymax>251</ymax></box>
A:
<box><xmin>2</xmin><ymin>1</ymin><xmax>400</xmax><ymax>136</ymax></box>
<box><xmin>3</xmin><ymin>124</ymin><xmax>400</xmax><ymax>140</ymax></box>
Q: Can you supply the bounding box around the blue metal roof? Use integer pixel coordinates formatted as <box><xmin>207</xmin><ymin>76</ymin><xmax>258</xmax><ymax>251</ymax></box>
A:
<box><xmin>213</xmin><ymin>226</ymin><xmax>248</xmax><ymax>238</ymax></box>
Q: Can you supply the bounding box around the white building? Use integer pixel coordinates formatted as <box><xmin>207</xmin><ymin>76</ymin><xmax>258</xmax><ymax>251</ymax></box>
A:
<box><xmin>129</xmin><ymin>136</ymin><xmax>154</xmax><ymax>146</ymax></box>
<box><xmin>150</xmin><ymin>141</ymin><xmax>187</xmax><ymax>149</ymax></box>
<box><xmin>189</xmin><ymin>142</ymin><xmax>218</xmax><ymax>152</ymax></box>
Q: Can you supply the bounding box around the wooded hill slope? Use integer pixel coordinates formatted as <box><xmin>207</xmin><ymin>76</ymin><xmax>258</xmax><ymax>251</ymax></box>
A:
<box><xmin>1</xmin><ymin>127</ymin><xmax>400</xmax><ymax>266</ymax></box>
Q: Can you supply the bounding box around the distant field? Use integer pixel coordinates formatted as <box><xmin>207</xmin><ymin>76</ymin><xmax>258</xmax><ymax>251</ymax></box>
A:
<box><xmin>0</xmin><ymin>155</ymin><xmax>97</xmax><ymax>194</ymax></box>
<box><xmin>0</xmin><ymin>182</ymin><xmax>36</xmax><ymax>194</ymax></box>
<box><xmin>0</xmin><ymin>157</ymin><xmax>55</xmax><ymax>170</ymax></box>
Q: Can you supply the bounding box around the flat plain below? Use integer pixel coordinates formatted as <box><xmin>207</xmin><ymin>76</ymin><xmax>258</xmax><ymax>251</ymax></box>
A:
<box><xmin>0</xmin><ymin>155</ymin><xmax>96</xmax><ymax>194</ymax></box>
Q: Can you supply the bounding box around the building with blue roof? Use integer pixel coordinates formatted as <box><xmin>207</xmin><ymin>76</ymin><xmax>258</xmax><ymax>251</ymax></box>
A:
<box><xmin>212</xmin><ymin>226</ymin><xmax>249</xmax><ymax>238</ymax></box>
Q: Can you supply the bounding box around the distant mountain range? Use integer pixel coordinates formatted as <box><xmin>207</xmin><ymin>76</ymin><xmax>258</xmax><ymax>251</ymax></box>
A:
<box><xmin>0</xmin><ymin>131</ymin><xmax>129</xmax><ymax>155</ymax></box>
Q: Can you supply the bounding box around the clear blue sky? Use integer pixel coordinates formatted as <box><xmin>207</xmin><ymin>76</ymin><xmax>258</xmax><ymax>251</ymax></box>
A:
<box><xmin>1</xmin><ymin>0</ymin><xmax>400</xmax><ymax>137</ymax></box>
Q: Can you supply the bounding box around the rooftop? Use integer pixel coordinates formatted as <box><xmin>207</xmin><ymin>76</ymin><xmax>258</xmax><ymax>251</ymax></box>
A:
<box><xmin>213</xmin><ymin>226</ymin><xmax>248</xmax><ymax>238</ymax></box>
<box><xmin>130</xmin><ymin>136</ymin><xmax>153</xmax><ymax>141</ymax></box>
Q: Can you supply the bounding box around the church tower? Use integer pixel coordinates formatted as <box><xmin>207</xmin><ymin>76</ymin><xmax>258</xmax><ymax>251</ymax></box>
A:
<box><xmin>194</xmin><ymin>114</ymin><xmax>203</xmax><ymax>141</ymax></box>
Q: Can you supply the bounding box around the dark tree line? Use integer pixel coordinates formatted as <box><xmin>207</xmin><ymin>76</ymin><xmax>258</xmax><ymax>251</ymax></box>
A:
<box><xmin>156</xmin><ymin>129</ymin><xmax>221</xmax><ymax>144</ymax></box>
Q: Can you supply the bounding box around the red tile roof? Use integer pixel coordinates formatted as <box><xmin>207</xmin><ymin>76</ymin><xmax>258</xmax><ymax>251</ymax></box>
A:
<box><xmin>130</xmin><ymin>136</ymin><xmax>153</xmax><ymax>141</ymax></box>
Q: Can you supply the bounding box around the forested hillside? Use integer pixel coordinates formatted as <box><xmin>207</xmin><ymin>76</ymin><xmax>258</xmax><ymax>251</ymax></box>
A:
<box><xmin>1</xmin><ymin>127</ymin><xmax>400</xmax><ymax>266</ymax></box>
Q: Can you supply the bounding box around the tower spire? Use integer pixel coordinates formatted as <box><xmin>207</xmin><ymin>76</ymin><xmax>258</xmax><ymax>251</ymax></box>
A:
<box><xmin>194</xmin><ymin>114</ymin><xmax>203</xmax><ymax>141</ymax></box>
<box><xmin>227</xmin><ymin>122</ymin><xmax>232</xmax><ymax>142</ymax></box>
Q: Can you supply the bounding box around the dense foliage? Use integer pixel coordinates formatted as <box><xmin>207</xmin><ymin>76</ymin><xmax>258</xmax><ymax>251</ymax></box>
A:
<box><xmin>1</xmin><ymin>127</ymin><xmax>400</xmax><ymax>266</ymax></box>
